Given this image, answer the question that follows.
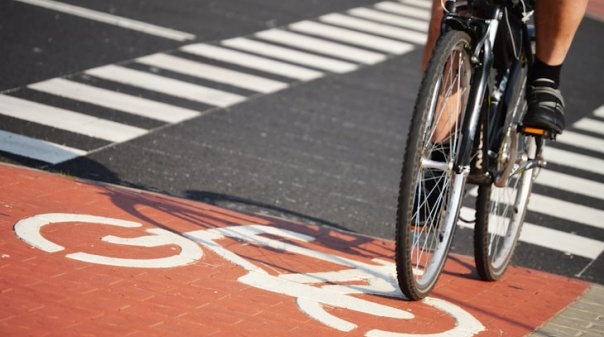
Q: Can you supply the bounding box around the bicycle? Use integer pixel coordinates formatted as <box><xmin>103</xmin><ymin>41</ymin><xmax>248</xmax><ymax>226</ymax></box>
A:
<box><xmin>395</xmin><ymin>0</ymin><xmax>549</xmax><ymax>300</ymax></box>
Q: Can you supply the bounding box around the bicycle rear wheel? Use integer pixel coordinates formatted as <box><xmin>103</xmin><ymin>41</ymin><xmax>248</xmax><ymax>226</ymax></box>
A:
<box><xmin>395</xmin><ymin>30</ymin><xmax>473</xmax><ymax>300</ymax></box>
<box><xmin>474</xmin><ymin>133</ymin><xmax>537</xmax><ymax>280</ymax></box>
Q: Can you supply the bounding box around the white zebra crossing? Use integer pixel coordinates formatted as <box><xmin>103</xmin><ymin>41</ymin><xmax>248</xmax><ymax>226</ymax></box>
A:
<box><xmin>374</xmin><ymin>1</ymin><xmax>432</xmax><ymax>19</ymax></box>
<box><xmin>0</xmin><ymin>95</ymin><xmax>147</xmax><ymax>142</ymax></box>
<box><xmin>545</xmin><ymin>147</ymin><xmax>604</xmax><ymax>176</ymax></box>
<box><xmin>0</xmin><ymin>0</ymin><xmax>430</xmax><ymax>163</ymax></box>
<box><xmin>319</xmin><ymin>13</ymin><xmax>428</xmax><ymax>44</ymax></box>
<box><xmin>347</xmin><ymin>7</ymin><xmax>429</xmax><ymax>31</ymax></box>
<box><xmin>458</xmin><ymin>207</ymin><xmax>604</xmax><ymax>260</ymax></box>
<box><xmin>221</xmin><ymin>37</ymin><xmax>359</xmax><ymax>73</ymax></box>
<box><xmin>85</xmin><ymin>65</ymin><xmax>247</xmax><ymax>108</ymax></box>
<box><xmin>288</xmin><ymin>21</ymin><xmax>414</xmax><ymax>54</ymax></box>
<box><xmin>136</xmin><ymin>53</ymin><xmax>288</xmax><ymax>94</ymax></box>
<box><xmin>537</xmin><ymin>169</ymin><xmax>604</xmax><ymax>201</ymax></box>
<box><xmin>253</xmin><ymin>29</ymin><xmax>388</xmax><ymax>65</ymax></box>
<box><xmin>180</xmin><ymin>43</ymin><xmax>325</xmax><ymax>81</ymax></box>
<box><xmin>0</xmin><ymin>0</ymin><xmax>427</xmax><ymax>164</ymax></box>
<box><xmin>29</xmin><ymin>78</ymin><xmax>200</xmax><ymax>123</ymax></box>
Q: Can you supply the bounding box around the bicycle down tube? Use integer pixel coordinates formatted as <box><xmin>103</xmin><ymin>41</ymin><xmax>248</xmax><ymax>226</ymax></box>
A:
<box><xmin>447</xmin><ymin>2</ymin><xmax>503</xmax><ymax>174</ymax></box>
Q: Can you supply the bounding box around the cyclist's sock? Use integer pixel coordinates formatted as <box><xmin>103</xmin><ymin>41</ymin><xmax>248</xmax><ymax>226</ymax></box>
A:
<box><xmin>529</xmin><ymin>58</ymin><xmax>562</xmax><ymax>89</ymax></box>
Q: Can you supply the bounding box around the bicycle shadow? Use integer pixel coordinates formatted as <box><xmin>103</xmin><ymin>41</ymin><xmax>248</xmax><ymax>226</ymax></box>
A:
<box><xmin>48</xmin><ymin>156</ymin><xmax>393</xmax><ymax>262</ymax></box>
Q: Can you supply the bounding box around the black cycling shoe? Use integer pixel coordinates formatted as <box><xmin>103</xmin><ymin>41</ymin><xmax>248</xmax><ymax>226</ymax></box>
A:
<box><xmin>522</xmin><ymin>79</ymin><xmax>566</xmax><ymax>135</ymax></box>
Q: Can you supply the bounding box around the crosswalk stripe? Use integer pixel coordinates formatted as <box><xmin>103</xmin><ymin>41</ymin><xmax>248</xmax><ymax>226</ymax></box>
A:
<box><xmin>136</xmin><ymin>53</ymin><xmax>288</xmax><ymax>94</ymax></box>
<box><xmin>0</xmin><ymin>94</ymin><xmax>147</xmax><ymax>142</ymax></box>
<box><xmin>319</xmin><ymin>13</ymin><xmax>427</xmax><ymax>45</ymax></box>
<box><xmin>458</xmin><ymin>207</ymin><xmax>604</xmax><ymax>259</ymax></box>
<box><xmin>536</xmin><ymin>169</ymin><xmax>604</xmax><ymax>200</ymax></box>
<box><xmin>221</xmin><ymin>37</ymin><xmax>359</xmax><ymax>73</ymax></box>
<box><xmin>347</xmin><ymin>7</ymin><xmax>429</xmax><ymax>31</ymax></box>
<box><xmin>86</xmin><ymin>65</ymin><xmax>246</xmax><ymax>108</ymax></box>
<box><xmin>572</xmin><ymin>118</ymin><xmax>604</xmax><ymax>137</ymax></box>
<box><xmin>518</xmin><ymin>222</ymin><xmax>604</xmax><ymax>259</ymax></box>
<box><xmin>545</xmin><ymin>147</ymin><xmax>604</xmax><ymax>176</ymax></box>
<box><xmin>28</xmin><ymin>78</ymin><xmax>200</xmax><ymax>123</ymax></box>
<box><xmin>466</xmin><ymin>186</ymin><xmax>604</xmax><ymax>230</ymax></box>
<box><xmin>593</xmin><ymin>105</ymin><xmax>604</xmax><ymax>118</ymax></box>
<box><xmin>254</xmin><ymin>29</ymin><xmax>387</xmax><ymax>65</ymax></box>
<box><xmin>528</xmin><ymin>192</ymin><xmax>604</xmax><ymax>230</ymax></box>
<box><xmin>289</xmin><ymin>21</ymin><xmax>414</xmax><ymax>54</ymax></box>
<box><xmin>374</xmin><ymin>1</ymin><xmax>432</xmax><ymax>20</ymax></box>
<box><xmin>399</xmin><ymin>0</ymin><xmax>432</xmax><ymax>9</ymax></box>
<box><xmin>0</xmin><ymin>130</ymin><xmax>86</xmax><ymax>164</ymax></box>
<box><xmin>180</xmin><ymin>44</ymin><xmax>324</xmax><ymax>81</ymax></box>
<box><xmin>558</xmin><ymin>130</ymin><xmax>604</xmax><ymax>155</ymax></box>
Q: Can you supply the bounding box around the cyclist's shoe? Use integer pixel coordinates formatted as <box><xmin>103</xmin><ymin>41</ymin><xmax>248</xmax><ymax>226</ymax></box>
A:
<box><xmin>522</xmin><ymin>79</ymin><xmax>565</xmax><ymax>135</ymax></box>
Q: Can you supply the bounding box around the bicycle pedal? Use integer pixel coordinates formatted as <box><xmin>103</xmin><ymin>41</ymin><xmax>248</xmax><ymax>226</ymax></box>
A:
<box><xmin>519</xmin><ymin>125</ymin><xmax>557</xmax><ymax>140</ymax></box>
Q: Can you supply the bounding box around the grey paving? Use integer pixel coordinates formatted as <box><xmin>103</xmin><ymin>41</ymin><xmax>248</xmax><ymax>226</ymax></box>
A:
<box><xmin>528</xmin><ymin>284</ymin><xmax>604</xmax><ymax>337</ymax></box>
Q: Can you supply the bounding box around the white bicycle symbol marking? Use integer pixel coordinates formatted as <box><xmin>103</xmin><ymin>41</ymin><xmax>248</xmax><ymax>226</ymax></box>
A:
<box><xmin>14</xmin><ymin>213</ymin><xmax>485</xmax><ymax>337</ymax></box>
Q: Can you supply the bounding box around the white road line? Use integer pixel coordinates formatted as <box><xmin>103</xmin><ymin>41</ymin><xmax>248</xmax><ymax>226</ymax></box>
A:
<box><xmin>320</xmin><ymin>13</ymin><xmax>427</xmax><ymax>45</ymax></box>
<box><xmin>467</xmin><ymin>187</ymin><xmax>604</xmax><ymax>230</ymax></box>
<box><xmin>545</xmin><ymin>147</ymin><xmax>604</xmax><ymax>176</ymax></box>
<box><xmin>528</xmin><ymin>192</ymin><xmax>604</xmax><ymax>230</ymax></box>
<box><xmin>0</xmin><ymin>95</ymin><xmax>147</xmax><ymax>142</ymax></box>
<box><xmin>14</xmin><ymin>0</ymin><xmax>195</xmax><ymax>41</ymax></box>
<box><xmin>221</xmin><ymin>38</ymin><xmax>358</xmax><ymax>73</ymax></box>
<box><xmin>593</xmin><ymin>105</ymin><xmax>604</xmax><ymax>118</ymax></box>
<box><xmin>180</xmin><ymin>44</ymin><xmax>323</xmax><ymax>81</ymax></box>
<box><xmin>399</xmin><ymin>0</ymin><xmax>432</xmax><ymax>9</ymax></box>
<box><xmin>518</xmin><ymin>222</ymin><xmax>603</xmax><ymax>260</ymax></box>
<box><xmin>255</xmin><ymin>29</ymin><xmax>387</xmax><ymax>65</ymax></box>
<box><xmin>136</xmin><ymin>53</ymin><xmax>288</xmax><ymax>94</ymax></box>
<box><xmin>572</xmin><ymin>118</ymin><xmax>604</xmax><ymax>137</ymax></box>
<box><xmin>374</xmin><ymin>1</ymin><xmax>432</xmax><ymax>20</ymax></box>
<box><xmin>466</xmin><ymin>184</ymin><xmax>604</xmax><ymax>230</ymax></box>
<box><xmin>347</xmin><ymin>7</ymin><xmax>429</xmax><ymax>32</ymax></box>
<box><xmin>289</xmin><ymin>21</ymin><xmax>414</xmax><ymax>54</ymax></box>
<box><xmin>28</xmin><ymin>78</ymin><xmax>200</xmax><ymax>123</ymax></box>
<box><xmin>558</xmin><ymin>130</ymin><xmax>604</xmax><ymax>155</ymax></box>
<box><xmin>536</xmin><ymin>169</ymin><xmax>604</xmax><ymax>200</ymax></box>
<box><xmin>86</xmin><ymin>65</ymin><xmax>246</xmax><ymax>108</ymax></box>
<box><xmin>0</xmin><ymin>130</ymin><xmax>86</xmax><ymax>164</ymax></box>
<box><xmin>459</xmin><ymin>207</ymin><xmax>604</xmax><ymax>259</ymax></box>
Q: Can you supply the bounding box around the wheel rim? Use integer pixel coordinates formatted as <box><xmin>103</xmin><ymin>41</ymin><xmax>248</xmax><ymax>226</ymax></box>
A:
<box><xmin>408</xmin><ymin>40</ymin><xmax>472</xmax><ymax>291</ymax></box>
<box><xmin>486</xmin><ymin>136</ymin><xmax>535</xmax><ymax>273</ymax></box>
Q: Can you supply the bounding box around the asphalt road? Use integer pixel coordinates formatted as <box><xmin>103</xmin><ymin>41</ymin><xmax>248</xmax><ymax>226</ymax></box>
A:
<box><xmin>1</xmin><ymin>0</ymin><xmax>602</xmax><ymax>284</ymax></box>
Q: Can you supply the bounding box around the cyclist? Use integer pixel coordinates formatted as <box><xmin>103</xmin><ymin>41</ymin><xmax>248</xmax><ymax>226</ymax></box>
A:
<box><xmin>424</xmin><ymin>0</ymin><xmax>589</xmax><ymax>136</ymax></box>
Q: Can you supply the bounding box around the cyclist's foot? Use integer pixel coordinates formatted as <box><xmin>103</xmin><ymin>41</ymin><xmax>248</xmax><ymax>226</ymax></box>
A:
<box><xmin>522</xmin><ymin>78</ymin><xmax>566</xmax><ymax>135</ymax></box>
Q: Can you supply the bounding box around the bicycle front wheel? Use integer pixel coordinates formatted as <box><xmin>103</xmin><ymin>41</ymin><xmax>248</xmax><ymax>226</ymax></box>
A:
<box><xmin>395</xmin><ymin>30</ymin><xmax>473</xmax><ymax>300</ymax></box>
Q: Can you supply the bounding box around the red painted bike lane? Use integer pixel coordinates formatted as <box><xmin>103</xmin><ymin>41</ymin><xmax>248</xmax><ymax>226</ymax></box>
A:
<box><xmin>0</xmin><ymin>164</ymin><xmax>589</xmax><ymax>337</ymax></box>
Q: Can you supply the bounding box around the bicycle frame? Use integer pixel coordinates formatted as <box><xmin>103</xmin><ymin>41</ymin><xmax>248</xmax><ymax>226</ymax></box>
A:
<box><xmin>441</xmin><ymin>0</ymin><xmax>534</xmax><ymax>181</ymax></box>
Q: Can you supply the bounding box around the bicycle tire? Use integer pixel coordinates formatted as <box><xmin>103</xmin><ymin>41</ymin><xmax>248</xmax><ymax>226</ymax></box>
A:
<box><xmin>474</xmin><ymin>128</ymin><xmax>537</xmax><ymax>281</ymax></box>
<box><xmin>395</xmin><ymin>30</ymin><xmax>473</xmax><ymax>300</ymax></box>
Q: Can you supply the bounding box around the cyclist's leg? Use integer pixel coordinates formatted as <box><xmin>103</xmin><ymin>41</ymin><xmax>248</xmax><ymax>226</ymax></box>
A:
<box><xmin>534</xmin><ymin>0</ymin><xmax>589</xmax><ymax>66</ymax></box>
<box><xmin>423</xmin><ymin>0</ymin><xmax>444</xmax><ymax>72</ymax></box>
<box><xmin>523</xmin><ymin>0</ymin><xmax>589</xmax><ymax>134</ymax></box>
